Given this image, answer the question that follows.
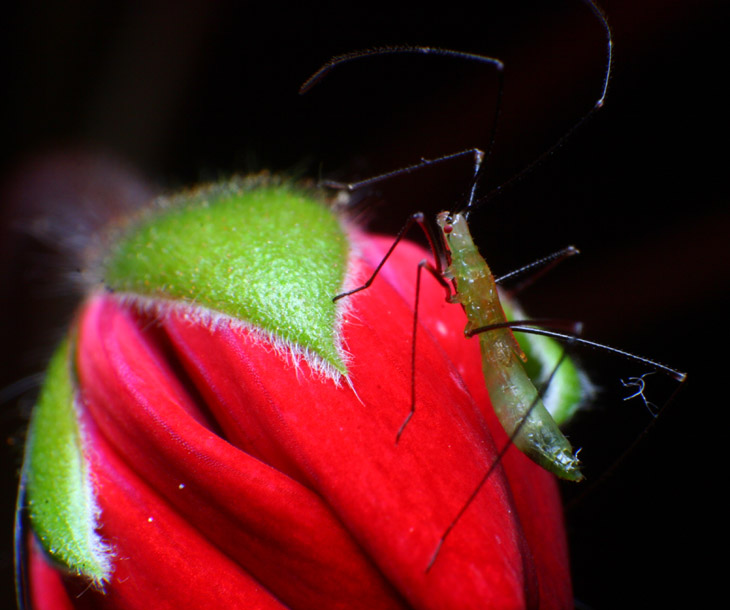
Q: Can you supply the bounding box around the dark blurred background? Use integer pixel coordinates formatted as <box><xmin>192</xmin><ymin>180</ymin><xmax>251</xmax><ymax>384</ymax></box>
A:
<box><xmin>1</xmin><ymin>0</ymin><xmax>725</xmax><ymax>607</ymax></box>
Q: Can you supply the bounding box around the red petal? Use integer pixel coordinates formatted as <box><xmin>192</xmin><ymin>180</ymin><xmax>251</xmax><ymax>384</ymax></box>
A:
<box><xmin>76</xmin><ymin>297</ymin><xmax>404</xmax><ymax>609</ymax></box>
<box><xmin>48</xmin><ymin>231</ymin><xmax>571</xmax><ymax>609</ymax></box>
<box><xmin>28</xmin><ymin>536</ymin><xmax>76</xmax><ymax>610</ymax></box>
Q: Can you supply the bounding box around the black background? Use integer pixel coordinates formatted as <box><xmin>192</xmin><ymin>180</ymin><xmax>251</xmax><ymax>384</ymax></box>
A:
<box><xmin>1</xmin><ymin>1</ymin><xmax>725</xmax><ymax>608</ymax></box>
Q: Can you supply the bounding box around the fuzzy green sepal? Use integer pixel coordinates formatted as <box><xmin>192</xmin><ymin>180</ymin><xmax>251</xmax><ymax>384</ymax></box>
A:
<box><xmin>104</xmin><ymin>177</ymin><xmax>350</xmax><ymax>375</ymax></box>
<box><xmin>25</xmin><ymin>339</ymin><xmax>112</xmax><ymax>586</ymax></box>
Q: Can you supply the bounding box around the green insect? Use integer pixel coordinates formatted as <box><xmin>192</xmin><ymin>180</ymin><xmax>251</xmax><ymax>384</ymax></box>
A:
<box><xmin>305</xmin><ymin>0</ymin><xmax>615</xmax><ymax>481</ymax></box>
<box><xmin>303</xmin><ymin>0</ymin><xmax>687</xmax><ymax>568</ymax></box>
<box><xmin>437</xmin><ymin>210</ymin><xmax>583</xmax><ymax>480</ymax></box>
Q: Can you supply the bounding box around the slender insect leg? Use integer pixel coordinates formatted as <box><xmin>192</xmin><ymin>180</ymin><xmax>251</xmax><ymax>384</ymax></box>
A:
<box><xmin>322</xmin><ymin>148</ymin><xmax>485</xmax><ymax>205</ymax></box>
<box><xmin>333</xmin><ymin>212</ymin><xmax>443</xmax><ymax>302</ymax></box>
<box><xmin>465</xmin><ymin>319</ymin><xmax>584</xmax><ymax>338</ymax></box>
<box><xmin>495</xmin><ymin>245</ymin><xmax>580</xmax><ymax>292</ymax></box>
<box><xmin>467</xmin><ymin>0</ymin><xmax>613</xmax><ymax>212</ymax></box>
<box><xmin>397</xmin><ymin>258</ymin><xmax>452</xmax><ymax>444</ymax></box>
<box><xmin>333</xmin><ymin>212</ymin><xmax>453</xmax><ymax>444</ymax></box>
<box><xmin>427</xmin><ymin>340</ymin><xmax>575</xmax><ymax>572</ymax></box>
<box><xmin>478</xmin><ymin>326</ymin><xmax>687</xmax><ymax>383</ymax></box>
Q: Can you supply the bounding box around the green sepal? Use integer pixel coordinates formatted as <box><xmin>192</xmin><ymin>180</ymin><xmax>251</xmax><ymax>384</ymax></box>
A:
<box><xmin>103</xmin><ymin>176</ymin><xmax>349</xmax><ymax>375</ymax></box>
<box><xmin>500</xmin><ymin>294</ymin><xmax>594</xmax><ymax>426</ymax></box>
<box><xmin>25</xmin><ymin>339</ymin><xmax>112</xmax><ymax>586</ymax></box>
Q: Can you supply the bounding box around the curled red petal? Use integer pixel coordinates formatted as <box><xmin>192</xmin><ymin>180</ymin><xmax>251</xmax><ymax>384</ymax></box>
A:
<box><xmin>76</xmin><ymin>296</ymin><xmax>405</xmax><ymax>609</ymax></box>
<box><xmin>33</xmin><ymin>231</ymin><xmax>570</xmax><ymax>609</ymax></box>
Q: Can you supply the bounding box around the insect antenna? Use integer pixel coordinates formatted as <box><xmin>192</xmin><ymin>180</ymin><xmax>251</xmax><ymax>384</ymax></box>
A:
<box><xmin>299</xmin><ymin>0</ymin><xmax>613</xmax><ymax>222</ymax></box>
<box><xmin>301</xmin><ymin>46</ymin><xmax>501</xmax><ymax>211</ymax></box>
<box><xmin>301</xmin><ymin>46</ymin><xmax>500</xmax><ymax>213</ymax></box>
<box><xmin>461</xmin><ymin>0</ymin><xmax>613</xmax><ymax>219</ymax></box>
<box><xmin>300</xmin><ymin>0</ymin><xmax>613</xmax><ymax>241</ymax></box>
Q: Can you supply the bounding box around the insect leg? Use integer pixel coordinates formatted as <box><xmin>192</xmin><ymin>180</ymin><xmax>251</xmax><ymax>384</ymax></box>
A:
<box><xmin>479</xmin><ymin>325</ymin><xmax>687</xmax><ymax>383</ymax></box>
<box><xmin>468</xmin><ymin>0</ymin><xmax>613</xmax><ymax>213</ymax></box>
<box><xmin>494</xmin><ymin>245</ymin><xmax>580</xmax><ymax>292</ymax></box>
<box><xmin>427</xmin><ymin>344</ymin><xmax>573</xmax><ymax>572</ymax></box>
<box><xmin>397</xmin><ymin>258</ymin><xmax>452</xmax><ymax>444</ymax></box>
<box><xmin>333</xmin><ymin>211</ymin><xmax>445</xmax><ymax>302</ymax></box>
<box><xmin>323</xmin><ymin>148</ymin><xmax>485</xmax><ymax>209</ymax></box>
<box><xmin>333</xmin><ymin>210</ymin><xmax>455</xmax><ymax>444</ymax></box>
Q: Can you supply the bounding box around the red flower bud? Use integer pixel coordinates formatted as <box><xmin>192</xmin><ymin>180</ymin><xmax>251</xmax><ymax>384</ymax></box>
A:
<box><xmin>21</xmin><ymin>180</ymin><xmax>571</xmax><ymax>609</ymax></box>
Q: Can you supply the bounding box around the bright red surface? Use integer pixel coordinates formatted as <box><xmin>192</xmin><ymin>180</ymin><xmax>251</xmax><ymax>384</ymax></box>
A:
<box><xmin>28</xmin><ymin>234</ymin><xmax>570</xmax><ymax>609</ymax></box>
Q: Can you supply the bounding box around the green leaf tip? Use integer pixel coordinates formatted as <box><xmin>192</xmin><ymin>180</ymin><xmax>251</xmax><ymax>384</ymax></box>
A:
<box><xmin>104</xmin><ymin>175</ymin><xmax>351</xmax><ymax>376</ymax></box>
<box><xmin>500</xmin><ymin>295</ymin><xmax>596</xmax><ymax>426</ymax></box>
<box><xmin>25</xmin><ymin>339</ymin><xmax>113</xmax><ymax>587</ymax></box>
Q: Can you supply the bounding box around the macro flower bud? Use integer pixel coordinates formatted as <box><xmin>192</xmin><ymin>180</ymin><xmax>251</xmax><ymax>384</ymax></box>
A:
<box><xmin>20</xmin><ymin>175</ymin><xmax>573</xmax><ymax>609</ymax></box>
